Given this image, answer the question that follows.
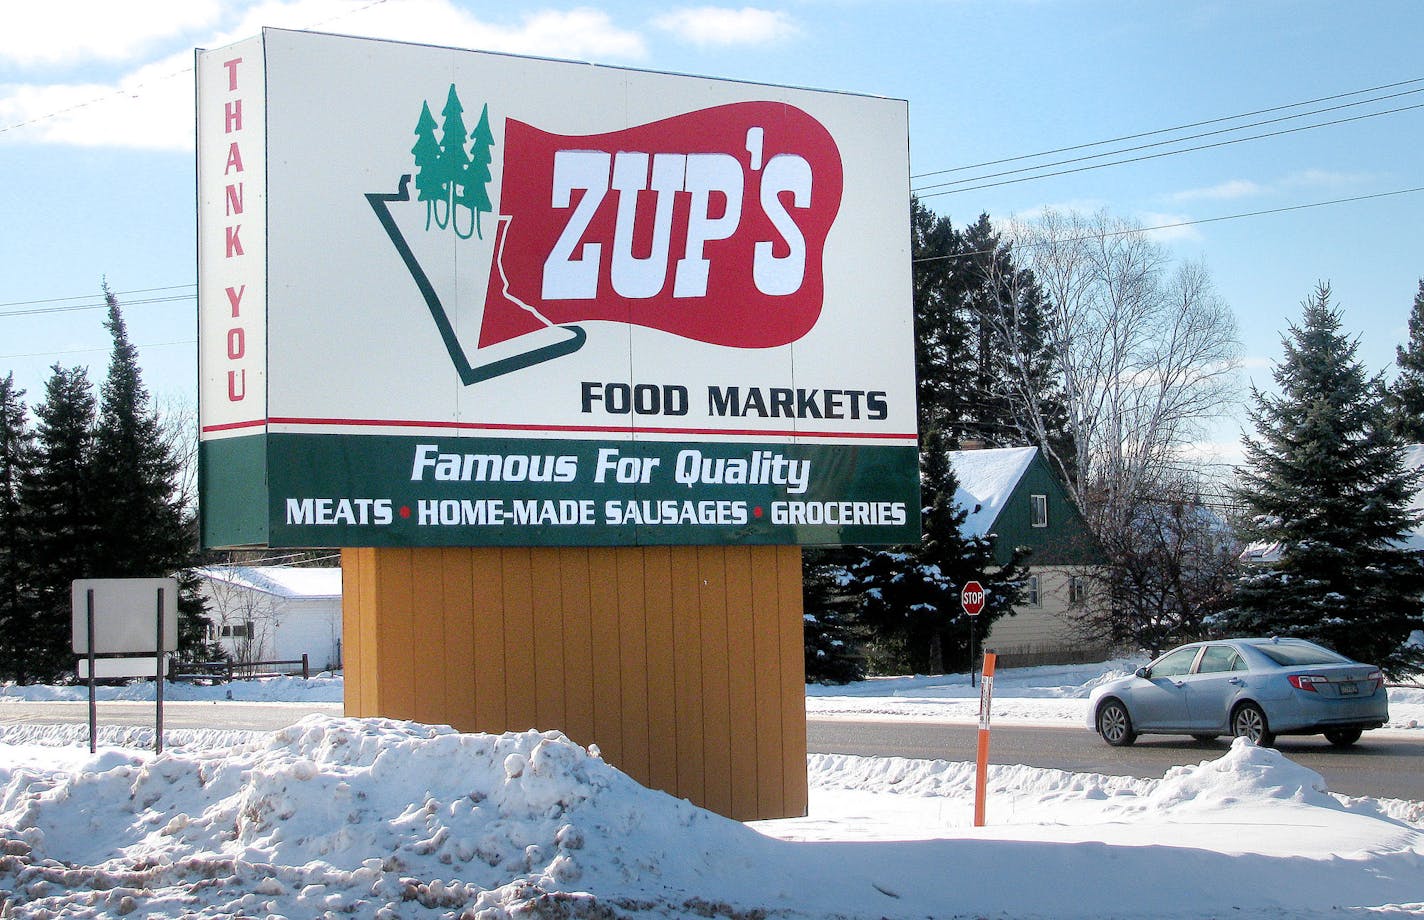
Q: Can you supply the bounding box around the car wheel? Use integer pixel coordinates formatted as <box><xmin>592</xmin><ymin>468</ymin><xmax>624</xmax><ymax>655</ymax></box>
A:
<box><xmin>1323</xmin><ymin>728</ymin><xmax>1362</xmax><ymax>748</ymax></box>
<box><xmin>1232</xmin><ymin>702</ymin><xmax>1275</xmax><ymax>746</ymax></box>
<box><xmin>1191</xmin><ymin>734</ymin><xmax>1218</xmax><ymax>744</ymax></box>
<box><xmin>1096</xmin><ymin>699</ymin><xmax>1137</xmax><ymax>747</ymax></box>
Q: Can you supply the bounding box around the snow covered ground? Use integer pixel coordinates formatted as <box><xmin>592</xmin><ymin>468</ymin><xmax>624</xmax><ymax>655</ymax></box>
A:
<box><xmin>2</xmin><ymin>662</ymin><xmax>1422</xmax><ymax>918</ymax></box>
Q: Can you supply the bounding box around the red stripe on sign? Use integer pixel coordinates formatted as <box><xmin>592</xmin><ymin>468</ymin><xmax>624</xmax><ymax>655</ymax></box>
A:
<box><xmin>261</xmin><ymin>416</ymin><xmax>916</xmax><ymax>441</ymax></box>
<box><xmin>200</xmin><ymin>419</ymin><xmax>267</xmax><ymax>433</ymax></box>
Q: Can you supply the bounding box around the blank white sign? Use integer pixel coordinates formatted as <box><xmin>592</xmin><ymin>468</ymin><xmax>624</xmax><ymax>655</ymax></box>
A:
<box><xmin>71</xmin><ymin>578</ymin><xmax>179</xmax><ymax>654</ymax></box>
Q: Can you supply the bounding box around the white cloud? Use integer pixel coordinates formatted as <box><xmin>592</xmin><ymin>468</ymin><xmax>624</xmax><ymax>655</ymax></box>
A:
<box><xmin>1167</xmin><ymin>169</ymin><xmax>1375</xmax><ymax>204</ymax></box>
<box><xmin>1279</xmin><ymin>168</ymin><xmax>1375</xmax><ymax>190</ymax></box>
<box><xmin>1169</xmin><ymin>179</ymin><xmax>1264</xmax><ymax>202</ymax></box>
<box><xmin>1</xmin><ymin>0</ymin><xmax>646</xmax><ymax>150</ymax></box>
<box><xmin>0</xmin><ymin>0</ymin><xmax>223</xmax><ymax>67</ymax></box>
<box><xmin>0</xmin><ymin>52</ymin><xmax>196</xmax><ymax>149</ymax></box>
<box><xmin>653</xmin><ymin>7</ymin><xmax>799</xmax><ymax>46</ymax></box>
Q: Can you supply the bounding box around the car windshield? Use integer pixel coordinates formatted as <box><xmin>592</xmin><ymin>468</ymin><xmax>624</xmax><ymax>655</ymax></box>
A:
<box><xmin>1250</xmin><ymin>642</ymin><xmax>1350</xmax><ymax>666</ymax></box>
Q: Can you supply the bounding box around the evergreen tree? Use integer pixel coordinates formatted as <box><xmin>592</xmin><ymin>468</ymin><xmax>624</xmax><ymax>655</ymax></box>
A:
<box><xmin>802</xmin><ymin>546</ymin><xmax>865</xmax><ymax>683</ymax></box>
<box><xmin>1387</xmin><ymin>279</ymin><xmax>1424</xmax><ymax>442</ymax></box>
<box><xmin>17</xmin><ymin>365</ymin><xmax>98</xmax><ymax>682</ymax></box>
<box><xmin>910</xmin><ymin>197</ymin><xmax>970</xmax><ymax>438</ymax></box>
<box><xmin>1214</xmin><ymin>283</ymin><xmax>1424</xmax><ymax>676</ymax></box>
<box><xmin>437</xmin><ymin>84</ymin><xmax>472</xmax><ymax>232</ymax></box>
<box><xmin>0</xmin><ymin>375</ymin><xmax>35</xmax><ymax>680</ymax></box>
<box><xmin>957</xmin><ymin>214</ymin><xmax>1070</xmax><ymax>457</ymax></box>
<box><xmin>848</xmin><ymin>429</ymin><xmax>1029</xmax><ymax>674</ymax></box>
<box><xmin>909</xmin><ymin>199</ymin><xmax>1070</xmax><ymax>456</ymax></box>
<box><xmin>91</xmin><ymin>288</ymin><xmax>215</xmax><ymax>659</ymax></box>
<box><xmin>460</xmin><ymin>103</ymin><xmax>496</xmax><ymax>240</ymax></box>
<box><xmin>411</xmin><ymin>101</ymin><xmax>445</xmax><ymax>230</ymax></box>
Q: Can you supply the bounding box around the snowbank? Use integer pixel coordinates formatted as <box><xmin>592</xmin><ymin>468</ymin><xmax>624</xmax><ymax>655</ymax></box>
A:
<box><xmin>2</xmin><ymin>718</ymin><xmax>1422</xmax><ymax>919</ymax></box>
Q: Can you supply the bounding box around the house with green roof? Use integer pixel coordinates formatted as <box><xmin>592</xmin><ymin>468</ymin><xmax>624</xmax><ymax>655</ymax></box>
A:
<box><xmin>950</xmin><ymin>446</ymin><xmax>1107</xmax><ymax>665</ymax></box>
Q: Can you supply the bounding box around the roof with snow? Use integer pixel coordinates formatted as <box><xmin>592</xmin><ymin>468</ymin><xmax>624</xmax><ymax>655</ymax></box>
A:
<box><xmin>195</xmin><ymin>565</ymin><xmax>342</xmax><ymax>599</ymax></box>
<box><xmin>949</xmin><ymin>446</ymin><xmax>1038</xmax><ymax>538</ymax></box>
<box><xmin>947</xmin><ymin>446</ymin><xmax>1102</xmax><ymax>566</ymax></box>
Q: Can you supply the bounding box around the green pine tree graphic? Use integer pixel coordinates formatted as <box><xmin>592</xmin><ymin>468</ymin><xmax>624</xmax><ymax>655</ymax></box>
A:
<box><xmin>411</xmin><ymin>101</ymin><xmax>444</xmax><ymax>230</ymax></box>
<box><xmin>462</xmin><ymin>103</ymin><xmax>496</xmax><ymax>240</ymax></box>
<box><xmin>411</xmin><ymin>86</ymin><xmax>496</xmax><ymax>240</ymax></box>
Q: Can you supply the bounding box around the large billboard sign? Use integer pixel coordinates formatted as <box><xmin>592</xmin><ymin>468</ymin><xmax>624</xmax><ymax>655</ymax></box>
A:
<box><xmin>197</xmin><ymin>28</ymin><xmax>919</xmax><ymax>548</ymax></box>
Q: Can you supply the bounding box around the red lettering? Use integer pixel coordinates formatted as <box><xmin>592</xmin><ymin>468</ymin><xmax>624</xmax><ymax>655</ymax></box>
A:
<box><xmin>227</xmin><ymin>327</ymin><xmax>245</xmax><ymax>360</ymax></box>
<box><xmin>225</xmin><ymin>99</ymin><xmax>242</xmax><ymax>133</ymax></box>
<box><xmin>225</xmin><ymin>182</ymin><xmax>243</xmax><ymax>216</ymax></box>
<box><xmin>227</xmin><ymin>369</ymin><xmax>246</xmax><ymax>402</ymax></box>
<box><xmin>225</xmin><ymin>142</ymin><xmax>243</xmax><ymax>174</ymax></box>
<box><xmin>223</xmin><ymin>57</ymin><xmax>242</xmax><ymax>92</ymax></box>
<box><xmin>225</xmin><ymin>284</ymin><xmax>245</xmax><ymax>318</ymax></box>
<box><xmin>226</xmin><ymin>225</ymin><xmax>243</xmax><ymax>258</ymax></box>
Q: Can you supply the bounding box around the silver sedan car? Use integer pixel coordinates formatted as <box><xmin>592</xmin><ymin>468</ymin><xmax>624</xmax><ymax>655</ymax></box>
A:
<box><xmin>1089</xmin><ymin>637</ymin><xmax>1388</xmax><ymax>748</ymax></box>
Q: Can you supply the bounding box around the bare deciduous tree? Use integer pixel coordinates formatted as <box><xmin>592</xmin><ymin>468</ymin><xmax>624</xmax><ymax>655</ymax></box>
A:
<box><xmin>201</xmin><ymin>573</ymin><xmax>277</xmax><ymax>665</ymax></box>
<box><xmin>994</xmin><ymin>209</ymin><xmax>1242</xmax><ymax>649</ymax></box>
<box><xmin>1002</xmin><ymin>209</ymin><xmax>1241</xmax><ymax>523</ymax></box>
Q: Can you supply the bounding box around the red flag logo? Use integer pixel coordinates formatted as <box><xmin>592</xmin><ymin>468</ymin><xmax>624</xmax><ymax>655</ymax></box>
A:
<box><xmin>479</xmin><ymin>101</ymin><xmax>844</xmax><ymax>350</ymax></box>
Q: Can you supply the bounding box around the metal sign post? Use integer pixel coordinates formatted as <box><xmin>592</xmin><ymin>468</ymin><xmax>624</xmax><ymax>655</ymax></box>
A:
<box><xmin>86</xmin><ymin>589</ymin><xmax>97</xmax><ymax>755</ymax></box>
<box><xmin>155</xmin><ymin>587</ymin><xmax>165</xmax><ymax>754</ymax></box>
<box><xmin>71</xmin><ymin>578</ymin><xmax>178</xmax><ymax>755</ymax></box>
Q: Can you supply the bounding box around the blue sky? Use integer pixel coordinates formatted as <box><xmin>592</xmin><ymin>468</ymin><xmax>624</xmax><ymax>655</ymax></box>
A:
<box><xmin>3</xmin><ymin>0</ymin><xmax>1422</xmax><ymax>463</ymax></box>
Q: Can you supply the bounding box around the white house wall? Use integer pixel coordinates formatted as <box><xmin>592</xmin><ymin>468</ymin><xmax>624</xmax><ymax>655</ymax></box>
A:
<box><xmin>985</xmin><ymin>566</ymin><xmax>1108</xmax><ymax>665</ymax></box>
<box><xmin>272</xmin><ymin>598</ymin><xmax>342</xmax><ymax>671</ymax></box>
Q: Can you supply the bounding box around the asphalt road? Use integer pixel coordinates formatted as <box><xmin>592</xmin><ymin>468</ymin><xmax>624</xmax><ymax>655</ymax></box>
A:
<box><xmin>3</xmin><ymin>701</ymin><xmax>1420</xmax><ymax>801</ymax></box>
<box><xmin>809</xmin><ymin>718</ymin><xmax>1424</xmax><ymax>800</ymax></box>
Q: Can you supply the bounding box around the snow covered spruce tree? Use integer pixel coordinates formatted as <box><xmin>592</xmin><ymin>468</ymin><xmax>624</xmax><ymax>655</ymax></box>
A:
<box><xmin>1386</xmin><ymin>279</ymin><xmax>1424</xmax><ymax>443</ymax></box>
<box><xmin>1215</xmin><ymin>283</ymin><xmax>1424</xmax><ymax>676</ymax></box>
<box><xmin>801</xmin><ymin>547</ymin><xmax>866</xmax><ymax>683</ymax></box>
<box><xmin>91</xmin><ymin>287</ymin><xmax>216</xmax><ymax>659</ymax></box>
<box><xmin>847</xmin><ymin>429</ymin><xmax>1028</xmax><ymax>675</ymax></box>
<box><xmin>0</xmin><ymin>374</ymin><xmax>36</xmax><ymax>681</ymax></box>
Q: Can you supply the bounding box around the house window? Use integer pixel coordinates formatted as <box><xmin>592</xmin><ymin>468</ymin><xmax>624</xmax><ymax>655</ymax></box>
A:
<box><xmin>1069</xmin><ymin>576</ymin><xmax>1087</xmax><ymax>604</ymax></box>
<box><xmin>221</xmin><ymin>621</ymin><xmax>253</xmax><ymax>639</ymax></box>
<box><xmin>1030</xmin><ymin>494</ymin><xmax>1048</xmax><ymax>528</ymax></box>
<box><xmin>1025</xmin><ymin>575</ymin><xmax>1041</xmax><ymax>607</ymax></box>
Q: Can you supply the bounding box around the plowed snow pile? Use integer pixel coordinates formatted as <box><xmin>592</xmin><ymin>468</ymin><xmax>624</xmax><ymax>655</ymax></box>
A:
<box><xmin>2</xmin><ymin>718</ymin><xmax>1422</xmax><ymax>919</ymax></box>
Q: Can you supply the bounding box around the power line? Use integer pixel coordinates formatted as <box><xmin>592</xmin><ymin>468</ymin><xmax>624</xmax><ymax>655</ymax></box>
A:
<box><xmin>0</xmin><ymin>284</ymin><xmax>195</xmax><ymax>310</ymax></box>
<box><xmin>5</xmin><ymin>187</ymin><xmax>1422</xmax><ymax>307</ymax></box>
<box><xmin>917</xmin><ymin>102</ymin><xmax>1424</xmax><ymax>198</ymax></box>
<box><xmin>0</xmin><ymin>293</ymin><xmax>194</xmax><ymax>319</ymax></box>
<box><xmin>911</xmin><ymin>76</ymin><xmax>1424</xmax><ymax>179</ymax></box>
<box><xmin>0</xmin><ymin>339</ymin><xmax>195</xmax><ymax>361</ymax></box>
<box><xmin>912</xmin><ymin>87</ymin><xmax>1424</xmax><ymax>193</ymax></box>
<box><xmin>911</xmin><ymin>185</ymin><xmax>1424</xmax><ymax>263</ymax></box>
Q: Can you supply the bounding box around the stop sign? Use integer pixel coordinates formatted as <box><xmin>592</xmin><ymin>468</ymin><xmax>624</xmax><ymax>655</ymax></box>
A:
<box><xmin>961</xmin><ymin>581</ymin><xmax>986</xmax><ymax>616</ymax></box>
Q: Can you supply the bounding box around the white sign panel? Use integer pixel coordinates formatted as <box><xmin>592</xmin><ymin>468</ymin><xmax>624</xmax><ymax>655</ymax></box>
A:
<box><xmin>198</xmin><ymin>28</ymin><xmax>919</xmax><ymax>548</ymax></box>
<box><xmin>71</xmin><ymin>578</ymin><xmax>180</xmax><ymax>654</ymax></box>
<box><xmin>78</xmin><ymin>656</ymin><xmax>169</xmax><ymax>680</ymax></box>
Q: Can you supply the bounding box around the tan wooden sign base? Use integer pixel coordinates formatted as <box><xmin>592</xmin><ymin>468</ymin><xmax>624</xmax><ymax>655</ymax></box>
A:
<box><xmin>341</xmin><ymin>544</ymin><xmax>808</xmax><ymax>820</ymax></box>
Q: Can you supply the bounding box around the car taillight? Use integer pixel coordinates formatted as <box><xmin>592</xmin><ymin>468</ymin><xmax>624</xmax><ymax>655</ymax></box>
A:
<box><xmin>1288</xmin><ymin>674</ymin><xmax>1327</xmax><ymax>692</ymax></box>
<box><xmin>1367</xmin><ymin>670</ymin><xmax>1384</xmax><ymax>692</ymax></box>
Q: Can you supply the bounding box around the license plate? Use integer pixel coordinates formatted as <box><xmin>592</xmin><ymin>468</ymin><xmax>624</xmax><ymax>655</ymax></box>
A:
<box><xmin>1339</xmin><ymin>682</ymin><xmax>1358</xmax><ymax>695</ymax></box>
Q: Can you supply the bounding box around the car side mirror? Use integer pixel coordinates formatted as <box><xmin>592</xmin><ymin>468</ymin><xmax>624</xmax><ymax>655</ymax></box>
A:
<box><xmin>1135</xmin><ymin>667</ymin><xmax>1149</xmax><ymax>679</ymax></box>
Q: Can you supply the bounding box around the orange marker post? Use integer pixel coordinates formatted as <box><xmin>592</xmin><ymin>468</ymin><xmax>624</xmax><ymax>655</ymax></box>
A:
<box><xmin>973</xmin><ymin>650</ymin><xmax>997</xmax><ymax>827</ymax></box>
